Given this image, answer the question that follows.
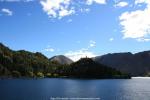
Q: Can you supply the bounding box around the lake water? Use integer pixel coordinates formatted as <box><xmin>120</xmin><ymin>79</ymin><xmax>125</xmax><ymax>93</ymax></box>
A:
<box><xmin>0</xmin><ymin>77</ymin><xmax>150</xmax><ymax>100</ymax></box>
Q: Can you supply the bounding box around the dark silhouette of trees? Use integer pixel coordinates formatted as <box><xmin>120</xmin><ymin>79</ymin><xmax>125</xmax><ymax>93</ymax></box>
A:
<box><xmin>64</xmin><ymin>58</ymin><xmax>130</xmax><ymax>79</ymax></box>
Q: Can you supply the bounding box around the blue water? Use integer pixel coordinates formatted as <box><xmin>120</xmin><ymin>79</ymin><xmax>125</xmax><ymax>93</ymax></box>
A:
<box><xmin>0</xmin><ymin>78</ymin><xmax>150</xmax><ymax>100</ymax></box>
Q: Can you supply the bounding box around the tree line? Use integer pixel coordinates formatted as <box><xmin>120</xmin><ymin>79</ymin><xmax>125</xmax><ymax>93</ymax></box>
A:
<box><xmin>0</xmin><ymin>43</ymin><xmax>131</xmax><ymax>79</ymax></box>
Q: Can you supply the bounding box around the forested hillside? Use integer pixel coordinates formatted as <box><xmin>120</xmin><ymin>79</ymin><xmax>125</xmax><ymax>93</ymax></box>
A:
<box><xmin>0</xmin><ymin>43</ymin><xmax>130</xmax><ymax>79</ymax></box>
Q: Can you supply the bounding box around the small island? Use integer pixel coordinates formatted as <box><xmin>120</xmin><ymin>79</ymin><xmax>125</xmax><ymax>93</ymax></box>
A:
<box><xmin>0</xmin><ymin>43</ymin><xmax>131</xmax><ymax>79</ymax></box>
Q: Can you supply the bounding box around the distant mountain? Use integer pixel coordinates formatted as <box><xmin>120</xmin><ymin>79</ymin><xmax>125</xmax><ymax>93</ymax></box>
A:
<box><xmin>49</xmin><ymin>55</ymin><xmax>73</xmax><ymax>65</ymax></box>
<box><xmin>93</xmin><ymin>51</ymin><xmax>150</xmax><ymax>76</ymax></box>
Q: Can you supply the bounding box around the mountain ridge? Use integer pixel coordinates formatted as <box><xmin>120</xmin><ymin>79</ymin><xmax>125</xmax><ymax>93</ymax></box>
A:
<box><xmin>0</xmin><ymin>43</ymin><xmax>130</xmax><ymax>79</ymax></box>
<box><xmin>93</xmin><ymin>51</ymin><xmax>150</xmax><ymax>76</ymax></box>
<box><xmin>0</xmin><ymin>43</ymin><xmax>150</xmax><ymax>77</ymax></box>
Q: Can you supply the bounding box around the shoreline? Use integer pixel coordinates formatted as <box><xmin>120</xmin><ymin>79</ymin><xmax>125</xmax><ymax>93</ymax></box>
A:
<box><xmin>0</xmin><ymin>76</ymin><xmax>132</xmax><ymax>80</ymax></box>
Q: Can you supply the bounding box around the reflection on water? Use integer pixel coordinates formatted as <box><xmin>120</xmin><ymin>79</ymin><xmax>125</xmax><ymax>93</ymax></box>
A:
<box><xmin>0</xmin><ymin>78</ymin><xmax>150</xmax><ymax>100</ymax></box>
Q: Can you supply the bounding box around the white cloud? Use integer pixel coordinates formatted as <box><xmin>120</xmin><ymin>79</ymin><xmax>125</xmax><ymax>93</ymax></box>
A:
<box><xmin>44</xmin><ymin>48</ymin><xmax>55</xmax><ymax>52</ymax></box>
<box><xmin>65</xmin><ymin>40</ymin><xmax>97</xmax><ymax>61</ymax></box>
<box><xmin>65</xmin><ymin>48</ymin><xmax>96</xmax><ymax>61</ymax></box>
<box><xmin>80</xmin><ymin>8</ymin><xmax>90</xmax><ymax>13</ymax></box>
<box><xmin>135</xmin><ymin>0</ymin><xmax>150</xmax><ymax>5</ymax></box>
<box><xmin>67</xmin><ymin>19</ymin><xmax>72</xmax><ymax>23</ymax></box>
<box><xmin>0</xmin><ymin>0</ymin><xmax>34</xmax><ymax>2</ymax></box>
<box><xmin>40</xmin><ymin>0</ymin><xmax>106</xmax><ymax>19</ymax></box>
<box><xmin>40</xmin><ymin>0</ymin><xmax>75</xmax><ymax>18</ymax></box>
<box><xmin>109</xmin><ymin>38</ymin><xmax>114</xmax><ymax>41</ymax></box>
<box><xmin>137</xmin><ymin>38</ymin><xmax>150</xmax><ymax>42</ymax></box>
<box><xmin>59</xmin><ymin>8</ymin><xmax>75</xmax><ymax>18</ymax></box>
<box><xmin>86</xmin><ymin>0</ymin><xmax>106</xmax><ymax>5</ymax></box>
<box><xmin>115</xmin><ymin>1</ymin><xmax>128</xmax><ymax>8</ymax></box>
<box><xmin>119</xmin><ymin>0</ymin><xmax>150</xmax><ymax>41</ymax></box>
<box><xmin>1</xmin><ymin>8</ymin><xmax>13</xmax><ymax>16</ymax></box>
<box><xmin>44</xmin><ymin>45</ymin><xmax>55</xmax><ymax>52</ymax></box>
<box><xmin>89</xmin><ymin>40</ymin><xmax>96</xmax><ymax>47</ymax></box>
<box><xmin>0</xmin><ymin>0</ymin><xmax>20</xmax><ymax>1</ymax></box>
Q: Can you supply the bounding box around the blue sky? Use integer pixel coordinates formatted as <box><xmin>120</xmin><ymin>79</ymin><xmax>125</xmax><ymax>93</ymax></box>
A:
<box><xmin>0</xmin><ymin>0</ymin><xmax>150</xmax><ymax>61</ymax></box>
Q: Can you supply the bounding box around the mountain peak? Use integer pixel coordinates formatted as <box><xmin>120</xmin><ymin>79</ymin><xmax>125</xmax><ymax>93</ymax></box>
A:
<box><xmin>49</xmin><ymin>55</ymin><xmax>73</xmax><ymax>65</ymax></box>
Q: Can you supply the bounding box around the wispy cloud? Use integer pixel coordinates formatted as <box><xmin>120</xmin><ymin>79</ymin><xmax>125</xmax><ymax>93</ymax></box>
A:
<box><xmin>40</xmin><ymin>0</ymin><xmax>106</xmax><ymax>19</ymax></box>
<box><xmin>0</xmin><ymin>0</ymin><xmax>105</xmax><ymax>18</ymax></box>
<box><xmin>44</xmin><ymin>48</ymin><xmax>55</xmax><ymax>52</ymax></box>
<box><xmin>67</xmin><ymin>19</ymin><xmax>73</xmax><ymax>23</ymax></box>
<box><xmin>89</xmin><ymin>40</ymin><xmax>96</xmax><ymax>48</ymax></box>
<box><xmin>80</xmin><ymin>8</ymin><xmax>90</xmax><ymax>13</ymax></box>
<box><xmin>43</xmin><ymin>45</ymin><xmax>55</xmax><ymax>52</ymax></box>
<box><xmin>86</xmin><ymin>0</ymin><xmax>106</xmax><ymax>5</ymax></box>
<box><xmin>40</xmin><ymin>0</ymin><xmax>75</xmax><ymax>19</ymax></box>
<box><xmin>119</xmin><ymin>0</ymin><xmax>150</xmax><ymax>42</ymax></box>
<box><xmin>1</xmin><ymin>8</ymin><xmax>13</xmax><ymax>16</ymax></box>
<box><xmin>114</xmin><ymin>1</ymin><xmax>128</xmax><ymax>8</ymax></box>
<box><xmin>65</xmin><ymin>48</ymin><xmax>96</xmax><ymax>61</ymax></box>
<box><xmin>0</xmin><ymin>0</ymin><xmax>34</xmax><ymax>2</ymax></box>
<box><xmin>137</xmin><ymin>38</ymin><xmax>150</xmax><ymax>42</ymax></box>
<box><xmin>109</xmin><ymin>38</ymin><xmax>114</xmax><ymax>41</ymax></box>
<box><xmin>65</xmin><ymin>40</ymin><xmax>97</xmax><ymax>61</ymax></box>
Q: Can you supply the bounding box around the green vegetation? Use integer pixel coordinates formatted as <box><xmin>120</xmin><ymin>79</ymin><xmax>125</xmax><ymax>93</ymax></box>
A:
<box><xmin>65</xmin><ymin>58</ymin><xmax>130</xmax><ymax>79</ymax></box>
<box><xmin>0</xmin><ymin>43</ymin><xmax>131</xmax><ymax>79</ymax></box>
<box><xmin>37</xmin><ymin>72</ymin><xmax>44</xmax><ymax>78</ymax></box>
<box><xmin>12</xmin><ymin>70</ymin><xmax>21</xmax><ymax>78</ymax></box>
<box><xmin>144</xmin><ymin>72</ymin><xmax>150</xmax><ymax>77</ymax></box>
<box><xmin>45</xmin><ymin>73</ymin><xmax>52</xmax><ymax>77</ymax></box>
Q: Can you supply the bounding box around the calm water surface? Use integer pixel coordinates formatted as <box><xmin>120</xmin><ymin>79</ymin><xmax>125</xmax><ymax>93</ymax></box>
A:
<box><xmin>0</xmin><ymin>78</ymin><xmax>150</xmax><ymax>100</ymax></box>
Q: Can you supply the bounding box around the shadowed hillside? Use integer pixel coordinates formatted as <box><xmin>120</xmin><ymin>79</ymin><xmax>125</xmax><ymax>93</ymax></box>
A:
<box><xmin>93</xmin><ymin>51</ymin><xmax>150</xmax><ymax>76</ymax></box>
<box><xmin>0</xmin><ymin>43</ymin><xmax>130</xmax><ymax>79</ymax></box>
<box><xmin>66</xmin><ymin>58</ymin><xmax>130</xmax><ymax>79</ymax></box>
